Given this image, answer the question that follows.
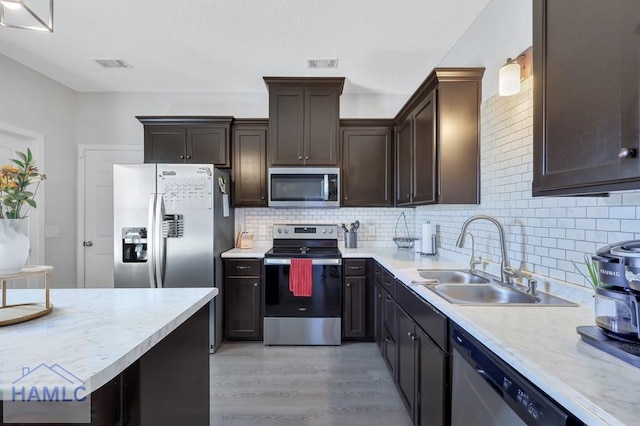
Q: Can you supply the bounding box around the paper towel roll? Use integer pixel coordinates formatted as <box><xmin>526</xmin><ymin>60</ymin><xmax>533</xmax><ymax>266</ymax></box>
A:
<box><xmin>421</xmin><ymin>222</ymin><xmax>435</xmax><ymax>255</ymax></box>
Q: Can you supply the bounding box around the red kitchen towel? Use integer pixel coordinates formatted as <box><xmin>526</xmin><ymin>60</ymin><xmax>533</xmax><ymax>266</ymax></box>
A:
<box><xmin>289</xmin><ymin>258</ymin><xmax>313</xmax><ymax>297</ymax></box>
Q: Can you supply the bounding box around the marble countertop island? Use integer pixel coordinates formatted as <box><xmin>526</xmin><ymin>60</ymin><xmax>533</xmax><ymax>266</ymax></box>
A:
<box><xmin>0</xmin><ymin>288</ymin><xmax>217</xmax><ymax>396</ymax></box>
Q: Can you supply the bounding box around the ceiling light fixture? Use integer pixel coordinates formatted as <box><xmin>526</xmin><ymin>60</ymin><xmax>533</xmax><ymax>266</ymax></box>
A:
<box><xmin>498</xmin><ymin>46</ymin><xmax>532</xmax><ymax>97</ymax></box>
<box><xmin>0</xmin><ymin>0</ymin><xmax>53</xmax><ymax>32</ymax></box>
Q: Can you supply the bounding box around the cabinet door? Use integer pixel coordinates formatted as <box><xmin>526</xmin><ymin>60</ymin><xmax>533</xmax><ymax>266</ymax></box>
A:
<box><xmin>304</xmin><ymin>88</ymin><xmax>339</xmax><ymax>165</ymax></box>
<box><xmin>233</xmin><ymin>127</ymin><xmax>267</xmax><ymax>207</ymax></box>
<box><xmin>533</xmin><ymin>0</ymin><xmax>640</xmax><ymax>195</ymax></box>
<box><xmin>374</xmin><ymin>283</ymin><xmax>384</xmax><ymax>350</ymax></box>
<box><xmin>417</xmin><ymin>326</ymin><xmax>447</xmax><ymax>426</ymax></box>
<box><xmin>383</xmin><ymin>327</ymin><xmax>397</xmax><ymax>378</ymax></box>
<box><xmin>412</xmin><ymin>93</ymin><xmax>437</xmax><ymax>205</ymax></box>
<box><xmin>144</xmin><ymin>125</ymin><xmax>186</xmax><ymax>163</ymax></box>
<box><xmin>225</xmin><ymin>277</ymin><xmax>262</xmax><ymax>339</ymax></box>
<box><xmin>397</xmin><ymin>308</ymin><xmax>417</xmax><ymax>422</ymax></box>
<box><xmin>187</xmin><ymin>127</ymin><xmax>229</xmax><ymax>167</ymax></box>
<box><xmin>396</xmin><ymin>117</ymin><xmax>413</xmax><ymax>205</ymax></box>
<box><xmin>341</xmin><ymin>127</ymin><xmax>394</xmax><ymax>206</ymax></box>
<box><xmin>269</xmin><ymin>89</ymin><xmax>304</xmax><ymax>165</ymax></box>
<box><xmin>343</xmin><ymin>276</ymin><xmax>367</xmax><ymax>338</ymax></box>
<box><xmin>383</xmin><ymin>291</ymin><xmax>396</xmax><ymax>339</ymax></box>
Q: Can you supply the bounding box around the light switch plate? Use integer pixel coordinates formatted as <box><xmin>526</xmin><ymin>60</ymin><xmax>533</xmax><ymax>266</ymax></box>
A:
<box><xmin>45</xmin><ymin>226</ymin><xmax>59</xmax><ymax>238</ymax></box>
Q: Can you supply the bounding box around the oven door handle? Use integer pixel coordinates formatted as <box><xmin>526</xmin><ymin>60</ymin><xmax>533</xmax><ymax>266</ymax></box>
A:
<box><xmin>264</xmin><ymin>258</ymin><xmax>342</xmax><ymax>266</ymax></box>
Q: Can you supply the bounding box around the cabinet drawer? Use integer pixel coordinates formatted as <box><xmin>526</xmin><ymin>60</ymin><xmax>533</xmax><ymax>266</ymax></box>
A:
<box><xmin>382</xmin><ymin>269</ymin><xmax>395</xmax><ymax>298</ymax></box>
<box><xmin>225</xmin><ymin>259</ymin><xmax>262</xmax><ymax>276</ymax></box>
<box><xmin>344</xmin><ymin>259</ymin><xmax>367</xmax><ymax>276</ymax></box>
<box><xmin>374</xmin><ymin>262</ymin><xmax>383</xmax><ymax>284</ymax></box>
<box><xmin>397</xmin><ymin>281</ymin><xmax>448</xmax><ymax>351</ymax></box>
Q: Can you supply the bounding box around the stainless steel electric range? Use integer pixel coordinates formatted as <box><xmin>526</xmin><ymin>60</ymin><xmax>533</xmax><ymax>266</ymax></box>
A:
<box><xmin>263</xmin><ymin>224</ymin><xmax>342</xmax><ymax>345</ymax></box>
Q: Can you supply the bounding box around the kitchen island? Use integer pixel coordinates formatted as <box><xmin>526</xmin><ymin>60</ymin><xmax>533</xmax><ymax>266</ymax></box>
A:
<box><xmin>0</xmin><ymin>287</ymin><xmax>216</xmax><ymax>425</ymax></box>
<box><xmin>223</xmin><ymin>245</ymin><xmax>639</xmax><ymax>425</ymax></box>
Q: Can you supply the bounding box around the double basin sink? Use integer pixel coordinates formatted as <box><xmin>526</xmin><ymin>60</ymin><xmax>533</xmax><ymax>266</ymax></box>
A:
<box><xmin>415</xmin><ymin>270</ymin><xmax>577</xmax><ymax>306</ymax></box>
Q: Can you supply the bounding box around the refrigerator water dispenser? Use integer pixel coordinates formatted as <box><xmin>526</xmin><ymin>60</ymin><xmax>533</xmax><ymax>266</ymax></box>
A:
<box><xmin>122</xmin><ymin>227</ymin><xmax>148</xmax><ymax>262</ymax></box>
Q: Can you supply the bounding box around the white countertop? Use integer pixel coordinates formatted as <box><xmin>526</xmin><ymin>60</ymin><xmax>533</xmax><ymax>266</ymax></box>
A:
<box><xmin>222</xmin><ymin>245</ymin><xmax>638</xmax><ymax>425</ymax></box>
<box><xmin>0</xmin><ymin>288</ymin><xmax>217</xmax><ymax>397</ymax></box>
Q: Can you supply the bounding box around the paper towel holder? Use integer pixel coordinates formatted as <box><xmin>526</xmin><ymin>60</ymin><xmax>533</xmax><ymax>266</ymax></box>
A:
<box><xmin>421</xmin><ymin>233</ymin><xmax>438</xmax><ymax>256</ymax></box>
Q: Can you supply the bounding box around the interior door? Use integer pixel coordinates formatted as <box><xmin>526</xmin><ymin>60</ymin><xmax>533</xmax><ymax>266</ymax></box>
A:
<box><xmin>81</xmin><ymin>147</ymin><xmax>143</xmax><ymax>288</ymax></box>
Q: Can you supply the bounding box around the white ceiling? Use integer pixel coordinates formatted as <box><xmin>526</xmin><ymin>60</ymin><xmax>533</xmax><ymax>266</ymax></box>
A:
<box><xmin>0</xmin><ymin>0</ymin><xmax>491</xmax><ymax>95</ymax></box>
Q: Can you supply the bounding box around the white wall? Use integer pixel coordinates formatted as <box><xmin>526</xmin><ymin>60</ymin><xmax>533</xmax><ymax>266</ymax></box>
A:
<box><xmin>438</xmin><ymin>0</ymin><xmax>532</xmax><ymax>100</ymax></box>
<box><xmin>0</xmin><ymin>54</ymin><xmax>76</xmax><ymax>286</ymax></box>
<box><xmin>74</xmin><ymin>91</ymin><xmax>408</xmax><ymax>148</ymax></box>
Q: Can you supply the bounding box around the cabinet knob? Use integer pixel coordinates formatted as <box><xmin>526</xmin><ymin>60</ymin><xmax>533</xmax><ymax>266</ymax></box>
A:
<box><xmin>305</xmin><ymin>156</ymin><xmax>309</xmax><ymax>160</ymax></box>
<box><xmin>406</xmin><ymin>193</ymin><xmax>410</xmax><ymax>198</ymax></box>
<box><xmin>344</xmin><ymin>196</ymin><xmax>348</xmax><ymax>200</ymax></box>
<box><xmin>618</xmin><ymin>147</ymin><xmax>638</xmax><ymax>159</ymax></box>
<box><xmin>299</xmin><ymin>156</ymin><xmax>303</xmax><ymax>160</ymax></box>
<box><xmin>261</xmin><ymin>196</ymin><xmax>265</xmax><ymax>200</ymax></box>
<box><xmin>408</xmin><ymin>332</ymin><xmax>416</xmax><ymax>341</ymax></box>
<box><xmin>186</xmin><ymin>155</ymin><xmax>192</xmax><ymax>159</ymax></box>
<box><xmin>254</xmin><ymin>282</ymin><xmax>258</xmax><ymax>287</ymax></box>
<box><xmin>180</xmin><ymin>155</ymin><xmax>185</xmax><ymax>159</ymax></box>
<box><xmin>346</xmin><ymin>283</ymin><xmax>351</xmax><ymax>287</ymax></box>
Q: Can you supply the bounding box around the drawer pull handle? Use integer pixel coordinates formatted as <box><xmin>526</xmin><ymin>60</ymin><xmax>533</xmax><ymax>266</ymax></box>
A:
<box><xmin>348</xmin><ymin>266</ymin><xmax>363</xmax><ymax>270</ymax></box>
<box><xmin>236</xmin><ymin>266</ymin><xmax>251</xmax><ymax>270</ymax></box>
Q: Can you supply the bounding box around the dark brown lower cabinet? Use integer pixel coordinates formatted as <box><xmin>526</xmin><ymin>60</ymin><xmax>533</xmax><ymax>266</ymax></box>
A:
<box><xmin>397</xmin><ymin>307</ymin><xmax>417</xmax><ymax>422</ymax></box>
<box><xmin>343</xmin><ymin>258</ymin><xmax>374</xmax><ymax>340</ymax></box>
<box><xmin>344</xmin><ymin>276</ymin><xmax>367</xmax><ymax>337</ymax></box>
<box><xmin>224</xmin><ymin>259</ymin><xmax>263</xmax><ymax>340</ymax></box>
<box><xmin>416</xmin><ymin>326</ymin><xmax>447</xmax><ymax>426</ymax></box>
<box><xmin>226</xmin><ymin>277</ymin><xmax>262</xmax><ymax>339</ymax></box>
<box><xmin>374</xmin><ymin>283</ymin><xmax>384</xmax><ymax>349</ymax></box>
<box><xmin>373</xmin><ymin>272</ymin><xmax>449</xmax><ymax>426</ymax></box>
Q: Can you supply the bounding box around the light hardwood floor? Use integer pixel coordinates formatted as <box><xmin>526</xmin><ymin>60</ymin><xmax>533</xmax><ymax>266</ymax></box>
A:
<box><xmin>210</xmin><ymin>342</ymin><xmax>413</xmax><ymax>426</ymax></box>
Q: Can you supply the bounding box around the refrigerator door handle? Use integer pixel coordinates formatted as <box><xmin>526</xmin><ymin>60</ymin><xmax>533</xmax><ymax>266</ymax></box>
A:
<box><xmin>155</xmin><ymin>194</ymin><xmax>166</xmax><ymax>288</ymax></box>
<box><xmin>147</xmin><ymin>194</ymin><xmax>157</xmax><ymax>288</ymax></box>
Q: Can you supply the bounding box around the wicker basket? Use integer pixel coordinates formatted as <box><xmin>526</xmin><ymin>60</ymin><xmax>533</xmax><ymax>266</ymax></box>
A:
<box><xmin>393</xmin><ymin>212</ymin><xmax>419</xmax><ymax>250</ymax></box>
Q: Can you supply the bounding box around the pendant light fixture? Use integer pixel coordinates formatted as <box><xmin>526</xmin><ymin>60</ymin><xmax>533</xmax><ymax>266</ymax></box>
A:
<box><xmin>0</xmin><ymin>0</ymin><xmax>53</xmax><ymax>32</ymax></box>
<box><xmin>498</xmin><ymin>46</ymin><xmax>533</xmax><ymax>97</ymax></box>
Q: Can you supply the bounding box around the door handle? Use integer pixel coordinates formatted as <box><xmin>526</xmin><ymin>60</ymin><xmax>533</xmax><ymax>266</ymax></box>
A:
<box><xmin>83</xmin><ymin>241</ymin><xmax>93</xmax><ymax>247</ymax></box>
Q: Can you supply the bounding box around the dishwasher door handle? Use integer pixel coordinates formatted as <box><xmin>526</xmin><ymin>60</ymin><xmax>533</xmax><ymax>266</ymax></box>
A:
<box><xmin>476</xmin><ymin>368</ymin><xmax>504</xmax><ymax>398</ymax></box>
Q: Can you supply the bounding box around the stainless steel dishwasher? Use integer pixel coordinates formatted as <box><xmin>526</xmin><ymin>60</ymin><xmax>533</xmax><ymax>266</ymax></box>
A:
<box><xmin>450</xmin><ymin>325</ymin><xmax>584</xmax><ymax>426</ymax></box>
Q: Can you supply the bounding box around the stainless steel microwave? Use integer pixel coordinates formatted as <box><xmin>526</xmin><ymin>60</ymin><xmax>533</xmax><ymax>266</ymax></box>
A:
<box><xmin>268</xmin><ymin>167</ymin><xmax>340</xmax><ymax>208</ymax></box>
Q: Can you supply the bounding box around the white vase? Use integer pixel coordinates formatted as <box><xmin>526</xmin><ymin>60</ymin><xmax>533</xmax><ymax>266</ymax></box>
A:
<box><xmin>0</xmin><ymin>219</ymin><xmax>30</xmax><ymax>275</ymax></box>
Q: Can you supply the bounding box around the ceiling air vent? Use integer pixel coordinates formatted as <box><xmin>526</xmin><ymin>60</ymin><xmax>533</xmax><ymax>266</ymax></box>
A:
<box><xmin>92</xmin><ymin>58</ymin><xmax>133</xmax><ymax>69</ymax></box>
<box><xmin>307</xmin><ymin>58</ymin><xmax>338</xmax><ymax>69</ymax></box>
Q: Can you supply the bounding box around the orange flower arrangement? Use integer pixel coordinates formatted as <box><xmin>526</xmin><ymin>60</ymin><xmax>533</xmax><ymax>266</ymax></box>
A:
<box><xmin>0</xmin><ymin>149</ymin><xmax>46</xmax><ymax>219</ymax></box>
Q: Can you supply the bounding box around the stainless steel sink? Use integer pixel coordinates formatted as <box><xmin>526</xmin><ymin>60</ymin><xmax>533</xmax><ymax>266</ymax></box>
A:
<box><xmin>430</xmin><ymin>283</ymin><xmax>538</xmax><ymax>304</ymax></box>
<box><xmin>413</xmin><ymin>270</ymin><xmax>578</xmax><ymax>306</ymax></box>
<box><xmin>417</xmin><ymin>269</ymin><xmax>490</xmax><ymax>284</ymax></box>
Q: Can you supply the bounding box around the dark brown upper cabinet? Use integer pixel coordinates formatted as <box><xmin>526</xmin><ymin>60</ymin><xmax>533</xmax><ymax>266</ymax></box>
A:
<box><xmin>138</xmin><ymin>116</ymin><xmax>233</xmax><ymax>167</ymax></box>
<box><xmin>394</xmin><ymin>68</ymin><xmax>484</xmax><ymax>206</ymax></box>
<box><xmin>340</xmin><ymin>120</ymin><xmax>394</xmax><ymax>207</ymax></box>
<box><xmin>232</xmin><ymin>119</ymin><xmax>268</xmax><ymax>207</ymax></box>
<box><xmin>533</xmin><ymin>0</ymin><xmax>640</xmax><ymax>196</ymax></box>
<box><xmin>264</xmin><ymin>77</ymin><xmax>345</xmax><ymax>166</ymax></box>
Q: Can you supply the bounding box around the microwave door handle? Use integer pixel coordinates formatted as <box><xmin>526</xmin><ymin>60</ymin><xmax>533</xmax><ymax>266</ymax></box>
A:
<box><xmin>147</xmin><ymin>194</ymin><xmax>157</xmax><ymax>288</ymax></box>
<box><xmin>323</xmin><ymin>175</ymin><xmax>329</xmax><ymax>201</ymax></box>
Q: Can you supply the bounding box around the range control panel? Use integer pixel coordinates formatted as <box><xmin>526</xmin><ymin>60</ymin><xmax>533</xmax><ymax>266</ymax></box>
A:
<box><xmin>272</xmin><ymin>224</ymin><xmax>338</xmax><ymax>240</ymax></box>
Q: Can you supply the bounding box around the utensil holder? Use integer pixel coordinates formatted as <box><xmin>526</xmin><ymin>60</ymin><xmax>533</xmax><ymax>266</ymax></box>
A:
<box><xmin>345</xmin><ymin>232</ymin><xmax>358</xmax><ymax>249</ymax></box>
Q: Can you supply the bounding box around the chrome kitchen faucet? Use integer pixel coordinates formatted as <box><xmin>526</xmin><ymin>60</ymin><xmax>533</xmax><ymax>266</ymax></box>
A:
<box><xmin>456</xmin><ymin>215</ymin><xmax>521</xmax><ymax>285</ymax></box>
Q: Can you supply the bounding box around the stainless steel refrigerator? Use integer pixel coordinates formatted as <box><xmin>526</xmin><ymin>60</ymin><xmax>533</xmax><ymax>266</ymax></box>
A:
<box><xmin>113</xmin><ymin>163</ymin><xmax>234</xmax><ymax>353</ymax></box>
